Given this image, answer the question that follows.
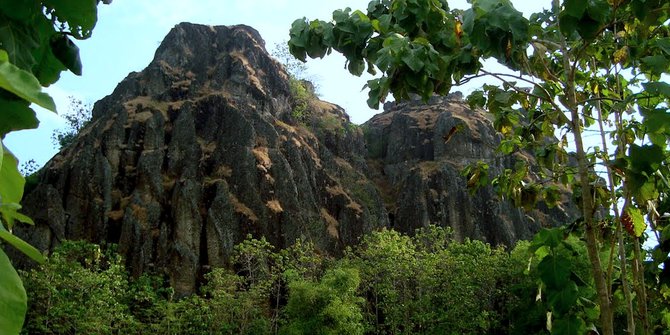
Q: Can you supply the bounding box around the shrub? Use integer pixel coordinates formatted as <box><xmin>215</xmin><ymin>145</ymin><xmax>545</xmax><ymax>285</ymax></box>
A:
<box><xmin>21</xmin><ymin>241</ymin><xmax>135</xmax><ymax>335</ymax></box>
<box><xmin>51</xmin><ymin>97</ymin><xmax>92</xmax><ymax>150</ymax></box>
<box><xmin>289</xmin><ymin>77</ymin><xmax>313</xmax><ymax>122</ymax></box>
<box><xmin>345</xmin><ymin>226</ymin><xmax>529</xmax><ymax>334</ymax></box>
<box><xmin>154</xmin><ymin>269</ymin><xmax>271</xmax><ymax>335</ymax></box>
<box><xmin>281</xmin><ymin>267</ymin><xmax>365</xmax><ymax>335</ymax></box>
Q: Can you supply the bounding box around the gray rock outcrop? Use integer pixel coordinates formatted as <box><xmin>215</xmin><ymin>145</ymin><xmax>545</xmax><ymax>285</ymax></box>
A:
<box><xmin>18</xmin><ymin>23</ymin><xmax>575</xmax><ymax>295</ymax></box>
<box><xmin>364</xmin><ymin>95</ymin><xmax>575</xmax><ymax>246</ymax></box>
<box><xmin>20</xmin><ymin>23</ymin><xmax>386</xmax><ymax>296</ymax></box>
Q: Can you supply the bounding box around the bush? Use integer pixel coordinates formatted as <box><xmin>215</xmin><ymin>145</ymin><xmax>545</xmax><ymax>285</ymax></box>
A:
<box><xmin>22</xmin><ymin>229</ymin><xmax>628</xmax><ymax>334</ymax></box>
<box><xmin>153</xmin><ymin>269</ymin><xmax>271</xmax><ymax>335</ymax></box>
<box><xmin>344</xmin><ymin>226</ymin><xmax>531</xmax><ymax>334</ymax></box>
<box><xmin>21</xmin><ymin>241</ymin><xmax>135</xmax><ymax>335</ymax></box>
<box><xmin>289</xmin><ymin>77</ymin><xmax>313</xmax><ymax>122</ymax></box>
<box><xmin>51</xmin><ymin>97</ymin><xmax>92</xmax><ymax>150</ymax></box>
<box><xmin>281</xmin><ymin>267</ymin><xmax>365</xmax><ymax>335</ymax></box>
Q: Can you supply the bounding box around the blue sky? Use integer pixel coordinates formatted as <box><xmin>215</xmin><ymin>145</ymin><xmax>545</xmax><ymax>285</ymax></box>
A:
<box><xmin>5</xmin><ymin>0</ymin><xmax>548</xmax><ymax>167</ymax></box>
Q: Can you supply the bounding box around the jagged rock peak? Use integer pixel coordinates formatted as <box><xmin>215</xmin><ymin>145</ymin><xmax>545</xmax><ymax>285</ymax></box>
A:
<box><xmin>93</xmin><ymin>22</ymin><xmax>291</xmax><ymax>119</ymax></box>
<box><xmin>20</xmin><ymin>23</ymin><xmax>387</xmax><ymax>296</ymax></box>
<box><xmin>152</xmin><ymin>23</ymin><xmax>269</xmax><ymax>75</ymax></box>
<box><xmin>155</xmin><ymin>23</ymin><xmax>267</xmax><ymax>63</ymax></box>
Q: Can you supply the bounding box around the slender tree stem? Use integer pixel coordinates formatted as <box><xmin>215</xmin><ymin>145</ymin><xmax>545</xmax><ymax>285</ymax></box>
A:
<box><xmin>552</xmin><ymin>1</ymin><xmax>614</xmax><ymax>333</ymax></box>
<box><xmin>593</xmin><ymin>62</ymin><xmax>635</xmax><ymax>332</ymax></box>
<box><xmin>612</xmin><ymin>49</ymin><xmax>651</xmax><ymax>333</ymax></box>
<box><xmin>632</xmin><ymin>239</ymin><xmax>649</xmax><ymax>334</ymax></box>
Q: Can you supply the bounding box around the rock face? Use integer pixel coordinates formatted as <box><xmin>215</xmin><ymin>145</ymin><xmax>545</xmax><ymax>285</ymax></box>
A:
<box><xmin>363</xmin><ymin>95</ymin><xmax>574</xmax><ymax>246</ymax></box>
<box><xmin>19</xmin><ymin>23</ymin><xmax>573</xmax><ymax>295</ymax></box>
<box><xmin>20</xmin><ymin>23</ymin><xmax>387</xmax><ymax>296</ymax></box>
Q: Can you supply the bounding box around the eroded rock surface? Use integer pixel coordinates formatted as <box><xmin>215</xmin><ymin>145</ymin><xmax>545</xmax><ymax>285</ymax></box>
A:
<box><xmin>20</xmin><ymin>23</ymin><xmax>386</xmax><ymax>295</ymax></box>
<box><xmin>363</xmin><ymin>95</ymin><xmax>575</xmax><ymax>246</ymax></box>
<box><xmin>19</xmin><ymin>23</ymin><xmax>574</xmax><ymax>295</ymax></box>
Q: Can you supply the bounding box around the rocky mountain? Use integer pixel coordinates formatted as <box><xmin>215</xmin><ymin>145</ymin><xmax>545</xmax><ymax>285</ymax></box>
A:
<box><xmin>363</xmin><ymin>95</ymin><xmax>574</xmax><ymax>246</ymax></box>
<box><xmin>18</xmin><ymin>23</ymin><xmax>573</xmax><ymax>295</ymax></box>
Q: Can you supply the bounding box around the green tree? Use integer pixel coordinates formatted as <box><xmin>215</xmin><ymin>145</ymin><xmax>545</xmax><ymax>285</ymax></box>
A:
<box><xmin>271</xmin><ymin>42</ymin><xmax>318</xmax><ymax>122</ymax></box>
<box><xmin>281</xmin><ymin>267</ymin><xmax>365</xmax><ymax>335</ymax></box>
<box><xmin>0</xmin><ymin>1</ymin><xmax>110</xmax><ymax>332</ymax></box>
<box><xmin>21</xmin><ymin>241</ymin><xmax>135</xmax><ymax>335</ymax></box>
<box><xmin>271</xmin><ymin>41</ymin><xmax>309</xmax><ymax>80</ymax></box>
<box><xmin>527</xmin><ymin>228</ymin><xmax>600</xmax><ymax>334</ymax></box>
<box><xmin>288</xmin><ymin>1</ymin><xmax>670</xmax><ymax>334</ymax></box>
<box><xmin>345</xmin><ymin>226</ymin><xmax>526</xmax><ymax>334</ymax></box>
<box><xmin>51</xmin><ymin>96</ymin><xmax>91</xmax><ymax>150</ymax></box>
<box><xmin>19</xmin><ymin>159</ymin><xmax>39</xmax><ymax>176</ymax></box>
<box><xmin>155</xmin><ymin>269</ymin><xmax>271</xmax><ymax>335</ymax></box>
<box><xmin>344</xmin><ymin>229</ymin><xmax>416</xmax><ymax>333</ymax></box>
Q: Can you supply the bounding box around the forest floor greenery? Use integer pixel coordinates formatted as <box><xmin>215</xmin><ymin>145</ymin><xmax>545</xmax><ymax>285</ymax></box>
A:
<box><xmin>18</xmin><ymin>226</ymin><xmax>669</xmax><ymax>335</ymax></box>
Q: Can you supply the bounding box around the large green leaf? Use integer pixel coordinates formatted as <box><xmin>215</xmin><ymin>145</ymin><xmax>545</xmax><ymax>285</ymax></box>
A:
<box><xmin>0</xmin><ymin>226</ymin><xmax>44</xmax><ymax>263</ymax></box>
<box><xmin>558</xmin><ymin>12</ymin><xmax>579</xmax><ymax>38</ymax></box>
<box><xmin>643</xmin><ymin>81</ymin><xmax>670</xmax><ymax>97</ymax></box>
<box><xmin>402</xmin><ymin>49</ymin><xmax>425</xmax><ymax>72</ymax></box>
<box><xmin>576</xmin><ymin>16</ymin><xmax>601</xmax><ymax>39</ymax></box>
<box><xmin>0</xmin><ymin>97</ymin><xmax>38</xmax><ymax>136</ymax></box>
<box><xmin>42</xmin><ymin>0</ymin><xmax>98</xmax><ymax>38</ymax></box>
<box><xmin>0</xmin><ymin>0</ymin><xmax>39</xmax><ymax>21</ymax></box>
<box><xmin>586</xmin><ymin>0</ymin><xmax>611</xmax><ymax>24</ymax></box>
<box><xmin>641</xmin><ymin>55</ymin><xmax>670</xmax><ymax>75</ymax></box>
<box><xmin>626</xmin><ymin>207</ymin><xmax>647</xmax><ymax>238</ymax></box>
<box><xmin>639</xmin><ymin>106</ymin><xmax>670</xmax><ymax>146</ymax></box>
<box><xmin>50</xmin><ymin>33</ymin><xmax>82</xmax><ymax>75</ymax></box>
<box><xmin>563</xmin><ymin>0</ymin><xmax>587</xmax><ymax>18</ymax></box>
<box><xmin>656</xmin><ymin>38</ymin><xmax>670</xmax><ymax>55</ymax></box>
<box><xmin>31</xmin><ymin>14</ymin><xmax>66</xmax><ymax>86</ymax></box>
<box><xmin>538</xmin><ymin>254</ymin><xmax>572</xmax><ymax>289</ymax></box>
<box><xmin>0</xmin><ymin>145</ymin><xmax>25</xmax><ymax>205</ymax></box>
<box><xmin>629</xmin><ymin>143</ymin><xmax>664</xmax><ymax>174</ymax></box>
<box><xmin>628</xmin><ymin>173</ymin><xmax>660</xmax><ymax>203</ymax></box>
<box><xmin>0</xmin><ymin>50</ymin><xmax>56</xmax><ymax>111</ymax></box>
<box><xmin>547</xmin><ymin>280</ymin><xmax>579</xmax><ymax>315</ymax></box>
<box><xmin>552</xmin><ymin>315</ymin><xmax>585</xmax><ymax>335</ymax></box>
<box><xmin>0</xmin><ymin>20</ymin><xmax>38</xmax><ymax>70</ymax></box>
<box><xmin>0</xmin><ymin>247</ymin><xmax>27</xmax><ymax>335</ymax></box>
<box><xmin>531</xmin><ymin>228</ymin><xmax>563</xmax><ymax>250</ymax></box>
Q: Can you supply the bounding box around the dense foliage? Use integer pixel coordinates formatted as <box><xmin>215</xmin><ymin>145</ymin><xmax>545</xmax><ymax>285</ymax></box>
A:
<box><xmin>0</xmin><ymin>1</ymin><xmax>109</xmax><ymax>333</ymax></box>
<box><xmin>288</xmin><ymin>0</ymin><xmax>670</xmax><ymax>333</ymax></box>
<box><xmin>20</xmin><ymin>242</ymin><xmax>134</xmax><ymax>334</ymax></box>
<box><xmin>17</xmin><ymin>227</ymin><xmax>606</xmax><ymax>335</ymax></box>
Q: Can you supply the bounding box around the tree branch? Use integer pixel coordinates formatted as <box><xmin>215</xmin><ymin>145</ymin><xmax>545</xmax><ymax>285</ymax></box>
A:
<box><xmin>478</xmin><ymin>70</ymin><xmax>565</xmax><ymax>115</ymax></box>
<box><xmin>577</xmin><ymin>96</ymin><xmax>625</xmax><ymax>105</ymax></box>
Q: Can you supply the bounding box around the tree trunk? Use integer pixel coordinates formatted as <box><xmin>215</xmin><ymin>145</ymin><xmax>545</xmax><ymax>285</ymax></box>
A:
<box><xmin>571</xmin><ymin>112</ymin><xmax>614</xmax><ymax>334</ymax></box>
<box><xmin>568</xmin><ymin>81</ymin><xmax>615</xmax><ymax>335</ymax></box>
<box><xmin>553</xmin><ymin>0</ymin><xmax>615</xmax><ymax>330</ymax></box>
<box><xmin>597</xmin><ymin>85</ymin><xmax>636</xmax><ymax>334</ymax></box>
<box><xmin>632</xmin><ymin>239</ymin><xmax>649</xmax><ymax>334</ymax></box>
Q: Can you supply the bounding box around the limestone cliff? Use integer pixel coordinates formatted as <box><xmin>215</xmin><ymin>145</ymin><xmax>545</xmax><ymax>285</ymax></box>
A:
<box><xmin>19</xmin><ymin>23</ymin><xmax>574</xmax><ymax>295</ymax></box>
<box><xmin>363</xmin><ymin>95</ymin><xmax>575</xmax><ymax>246</ymax></box>
<box><xmin>19</xmin><ymin>23</ymin><xmax>387</xmax><ymax>295</ymax></box>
